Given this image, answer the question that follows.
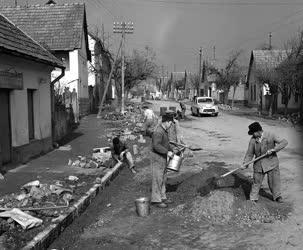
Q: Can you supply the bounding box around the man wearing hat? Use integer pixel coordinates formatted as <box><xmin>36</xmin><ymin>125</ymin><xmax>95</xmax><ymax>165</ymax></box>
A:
<box><xmin>165</xmin><ymin>110</ymin><xmax>184</xmax><ymax>147</ymax></box>
<box><xmin>243</xmin><ymin>122</ymin><xmax>288</xmax><ymax>203</ymax></box>
<box><xmin>151</xmin><ymin>113</ymin><xmax>174</xmax><ymax>208</ymax></box>
<box><xmin>142</xmin><ymin>105</ymin><xmax>157</xmax><ymax>137</ymax></box>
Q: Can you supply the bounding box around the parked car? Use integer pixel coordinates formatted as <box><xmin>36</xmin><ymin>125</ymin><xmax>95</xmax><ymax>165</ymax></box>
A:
<box><xmin>191</xmin><ymin>96</ymin><xmax>219</xmax><ymax>117</ymax></box>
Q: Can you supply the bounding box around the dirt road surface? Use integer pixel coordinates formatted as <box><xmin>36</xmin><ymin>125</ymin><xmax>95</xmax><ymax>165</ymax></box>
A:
<box><xmin>50</xmin><ymin>100</ymin><xmax>303</xmax><ymax>250</ymax></box>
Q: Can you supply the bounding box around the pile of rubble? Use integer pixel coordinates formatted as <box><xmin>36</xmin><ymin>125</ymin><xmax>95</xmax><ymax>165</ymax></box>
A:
<box><xmin>0</xmin><ymin>178</ymin><xmax>79</xmax><ymax>233</ymax></box>
<box><xmin>168</xmin><ymin>166</ymin><xmax>290</xmax><ymax>227</ymax></box>
<box><xmin>278</xmin><ymin>112</ymin><xmax>301</xmax><ymax>125</ymax></box>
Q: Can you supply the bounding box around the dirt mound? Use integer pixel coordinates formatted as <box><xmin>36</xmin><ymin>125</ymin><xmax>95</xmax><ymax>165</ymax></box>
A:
<box><xmin>168</xmin><ymin>165</ymin><xmax>292</xmax><ymax>226</ymax></box>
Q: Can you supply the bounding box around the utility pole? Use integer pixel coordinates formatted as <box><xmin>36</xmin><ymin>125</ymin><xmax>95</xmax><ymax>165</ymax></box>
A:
<box><xmin>269</xmin><ymin>32</ymin><xmax>272</xmax><ymax>50</ymax></box>
<box><xmin>199</xmin><ymin>47</ymin><xmax>202</xmax><ymax>86</ymax></box>
<box><xmin>113</xmin><ymin>21</ymin><xmax>134</xmax><ymax>113</ymax></box>
<box><xmin>174</xmin><ymin>64</ymin><xmax>176</xmax><ymax>72</ymax></box>
<box><xmin>213</xmin><ymin>46</ymin><xmax>216</xmax><ymax>61</ymax></box>
<box><xmin>162</xmin><ymin>65</ymin><xmax>165</xmax><ymax>91</ymax></box>
<box><xmin>15</xmin><ymin>0</ymin><xmax>17</xmax><ymax>6</ymax></box>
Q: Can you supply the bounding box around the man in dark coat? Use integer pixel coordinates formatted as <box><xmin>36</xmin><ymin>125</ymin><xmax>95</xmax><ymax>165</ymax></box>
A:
<box><xmin>151</xmin><ymin>114</ymin><xmax>174</xmax><ymax>208</ymax></box>
<box><xmin>243</xmin><ymin>122</ymin><xmax>288</xmax><ymax>203</ymax></box>
<box><xmin>111</xmin><ymin>137</ymin><xmax>137</xmax><ymax>174</ymax></box>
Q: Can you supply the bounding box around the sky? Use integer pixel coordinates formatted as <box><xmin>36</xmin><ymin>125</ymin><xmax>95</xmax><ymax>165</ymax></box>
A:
<box><xmin>1</xmin><ymin>0</ymin><xmax>303</xmax><ymax>75</ymax></box>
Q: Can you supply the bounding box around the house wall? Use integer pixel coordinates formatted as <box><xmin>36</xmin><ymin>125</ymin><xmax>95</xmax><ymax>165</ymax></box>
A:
<box><xmin>247</xmin><ymin>62</ymin><xmax>261</xmax><ymax>108</ymax></box>
<box><xmin>88</xmin><ymin>35</ymin><xmax>96</xmax><ymax>87</ymax></box>
<box><xmin>0</xmin><ymin>54</ymin><xmax>53</xmax><ymax>164</ymax></box>
<box><xmin>228</xmin><ymin>84</ymin><xmax>247</xmax><ymax>105</ymax></box>
<box><xmin>52</xmin><ymin>31</ymin><xmax>90</xmax><ymax>118</ymax></box>
<box><xmin>78</xmin><ymin>31</ymin><xmax>89</xmax><ymax>115</ymax></box>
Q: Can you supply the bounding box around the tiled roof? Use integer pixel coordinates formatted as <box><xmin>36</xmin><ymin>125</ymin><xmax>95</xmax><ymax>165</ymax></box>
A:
<box><xmin>252</xmin><ymin>50</ymin><xmax>287</xmax><ymax>69</ymax></box>
<box><xmin>0</xmin><ymin>13</ymin><xmax>63</xmax><ymax>67</ymax></box>
<box><xmin>0</xmin><ymin>3</ymin><xmax>88</xmax><ymax>52</ymax></box>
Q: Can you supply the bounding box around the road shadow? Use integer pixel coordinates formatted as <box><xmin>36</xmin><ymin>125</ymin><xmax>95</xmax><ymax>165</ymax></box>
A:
<box><xmin>57</xmin><ymin>132</ymin><xmax>84</xmax><ymax>146</ymax></box>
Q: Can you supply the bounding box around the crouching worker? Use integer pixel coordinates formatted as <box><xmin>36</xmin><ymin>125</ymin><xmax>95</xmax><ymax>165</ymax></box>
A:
<box><xmin>111</xmin><ymin>137</ymin><xmax>137</xmax><ymax>174</ymax></box>
<box><xmin>151</xmin><ymin>114</ymin><xmax>174</xmax><ymax>208</ymax></box>
<box><xmin>242</xmin><ymin>122</ymin><xmax>288</xmax><ymax>203</ymax></box>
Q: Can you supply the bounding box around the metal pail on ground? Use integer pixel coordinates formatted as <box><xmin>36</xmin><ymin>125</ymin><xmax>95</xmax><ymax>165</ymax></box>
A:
<box><xmin>166</xmin><ymin>154</ymin><xmax>183</xmax><ymax>172</ymax></box>
<box><xmin>135</xmin><ymin>197</ymin><xmax>150</xmax><ymax>217</ymax></box>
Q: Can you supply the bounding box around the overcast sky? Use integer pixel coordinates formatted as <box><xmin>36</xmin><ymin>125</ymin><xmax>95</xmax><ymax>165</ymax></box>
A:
<box><xmin>1</xmin><ymin>0</ymin><xmax>303</xmax><ymax>74</ymax></box>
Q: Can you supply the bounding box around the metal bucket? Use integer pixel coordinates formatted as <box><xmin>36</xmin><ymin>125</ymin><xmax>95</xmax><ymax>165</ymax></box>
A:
<box><xmin>135</xmin><ymin>197</ymin><xmax>150</xmax><ymax>217</ymax></box>
<box><xmin>166</xmin><ymin>154</ymin><xmax>183</xmax><ymax>172</ymax></box>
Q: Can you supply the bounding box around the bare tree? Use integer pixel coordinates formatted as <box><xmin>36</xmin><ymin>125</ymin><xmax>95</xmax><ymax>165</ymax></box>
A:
<box><xmin>213</xmin><ymin>50</ymin><xmax>243</xmax><ymax>108</ymax></box>
<box><xmin>277</xmin><ymin>31</ymin><xmax>303</xmax><ymax>116</ymax></box>
<box><xmin>189</xmin><ymin>74</ymin><xmax>200</xmax><ymax>97</ymax></box>
<box><xmin>113</xmin><ymin>46</ymin><xmax>158</xmax><ymax>104</ymax></box>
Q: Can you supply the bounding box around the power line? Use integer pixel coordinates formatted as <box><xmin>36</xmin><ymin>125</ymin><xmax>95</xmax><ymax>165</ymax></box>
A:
<box><xmin>111</xmin><ymin>0</ymin><xmax>303</xmax><ymax>7</ymax></box>
<box><xmin>89</xmin><ymin>0</ymin><xmax>116</xmax><ymax>19</ymax></box>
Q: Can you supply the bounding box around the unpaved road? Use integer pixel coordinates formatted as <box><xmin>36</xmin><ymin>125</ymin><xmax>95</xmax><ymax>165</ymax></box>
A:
<box><xmin>50</xmin><ymin>101</ymin><xmax>303</xmax><ymax>250</ymax></box>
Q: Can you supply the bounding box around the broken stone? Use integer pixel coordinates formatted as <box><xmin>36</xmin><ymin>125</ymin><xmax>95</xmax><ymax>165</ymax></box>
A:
<box><xmin>22</xmin><ymin>180</ymin><xmax>40</xmax><ymax>191</ymax></box>
<box><xmin>0</xmin><ymin>208</ymin><xmax>43</xmax><ymax>230</ymax></box>
<box><xmin>95</xmin><ymin>177</ymin><xmax>102</xmax><ymax>184</ymax></box>
<box><xmin>67</xmin><ymin>176</ymin><xmax>79</xmax><ymax>182</ymax></box>
<box><xmin>52</xmin><ymin>215</ymin><xmax>65</xmax><ymax>223</ymax></box>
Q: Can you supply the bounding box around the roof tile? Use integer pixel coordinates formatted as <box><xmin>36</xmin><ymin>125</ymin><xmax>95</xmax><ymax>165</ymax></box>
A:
<box><xmin>0</xmin><ymin>13</ymin><xmax>63</xmax><ymax>67</ymax></box>
<box><xmin>0</xmin><ymin>3</ymin><xmax>85</xmax><ymax>51</ymax></box>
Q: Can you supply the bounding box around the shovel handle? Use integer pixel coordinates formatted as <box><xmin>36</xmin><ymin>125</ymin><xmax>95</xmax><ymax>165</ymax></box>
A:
<box><xmin>220</xmin><ymin>153</ymin><xmax>268</xmax><ymax>178</ymax></box>
<box><xmin>242</xmin><ymin>152</ymin><xmax>269</xmax><ymax>168</ymax></box>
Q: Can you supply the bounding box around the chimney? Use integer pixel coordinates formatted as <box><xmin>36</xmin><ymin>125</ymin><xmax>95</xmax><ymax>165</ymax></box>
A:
<box><xmin>46</xmin><ymin>0</ymin><xmax>56</xmax><ymax>5</ymax></box>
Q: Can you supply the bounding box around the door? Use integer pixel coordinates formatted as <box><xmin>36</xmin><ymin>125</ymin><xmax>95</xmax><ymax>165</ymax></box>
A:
<box><xmin>0</xmin><ymin>89</ymin><xmax>11</xmax><ymax>164</ymax></box>
<box><xmin>27</xmin><ymin>90</ymin><xmax>35</xmax><ymax>140</ymax></box>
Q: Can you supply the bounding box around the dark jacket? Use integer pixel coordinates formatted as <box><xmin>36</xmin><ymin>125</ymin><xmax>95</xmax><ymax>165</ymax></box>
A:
<box><xmin>111</xmin><ymin>140</ymin><xmax>128</xmax><ymax>157</ymax></box>
<box><xmin>244</xmin><ymin>131</ymin><xmax>288</xmax><ymax>173</ymax></box>
<box><xmin>152</xmin><ymin>125</ymin><xmax>172</xmax><ymax>158</ymax></box>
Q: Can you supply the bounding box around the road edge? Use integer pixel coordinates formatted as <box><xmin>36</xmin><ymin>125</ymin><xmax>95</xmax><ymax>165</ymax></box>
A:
<box><xmin>21</xmin><ymin>162</ymin><xmax>124</xmax><ymax>250</ymax></box>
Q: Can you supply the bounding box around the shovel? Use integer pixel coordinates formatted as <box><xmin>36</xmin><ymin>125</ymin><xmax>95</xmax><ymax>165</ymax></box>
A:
<box><xmin>220</xmin><ymin>152</ymin><xmax>269</xmax><ymax>178</ymax></box>
<box><xmin>169</xmin><ymin>141</ymin><xmax>203</xmax><ymax>151</ymax></box>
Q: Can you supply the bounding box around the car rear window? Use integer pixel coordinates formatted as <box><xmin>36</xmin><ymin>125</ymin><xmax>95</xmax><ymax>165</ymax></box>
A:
<box><xmin>198</xmin><ymin>98</ymin><xmax>213</xmax><ymax>103</ymax></box>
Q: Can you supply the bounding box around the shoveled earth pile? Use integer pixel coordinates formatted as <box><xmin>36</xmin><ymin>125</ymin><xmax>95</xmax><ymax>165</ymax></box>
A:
<box><xmin>168</xmin><ymin>165</ymin><xmax>291</xmax><ymax>226</ymax></box>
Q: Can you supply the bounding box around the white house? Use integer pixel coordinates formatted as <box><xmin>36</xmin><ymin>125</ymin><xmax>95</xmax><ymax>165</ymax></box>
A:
<box><xmin>1</xmin><ymin>3</ymin><xmax>91</xmax><ymax>122</ymax></box>
<box><xmin>246</xmin><ymin>50</ymin><xmax>300</xmax><ymax>112</ymax></box>
<box><xmin>0</xmin><ymin>13</ymin><xmax>64</xmax><ymax>165</ymax></box>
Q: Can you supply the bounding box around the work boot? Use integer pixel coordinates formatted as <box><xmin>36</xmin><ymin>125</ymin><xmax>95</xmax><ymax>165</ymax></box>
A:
<box><xmin>152</xmin><ymin>202</ymin><xmax>168</xmax><ymax>208</ymax></box>
<box><xmin>162</xmin><ymin>198</ymin><xmax>173</xmax><ymax>204</ymax></box>
<box><xmin>275</xmin><ymin>196</ymin><xmax>283</xmax><ymax>203</ymax></box>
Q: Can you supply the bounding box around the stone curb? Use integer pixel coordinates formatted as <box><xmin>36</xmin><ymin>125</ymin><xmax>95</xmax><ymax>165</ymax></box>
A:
<box><xmin>21</xmin><ymin>162</ymin><xmax>124</xmax><ymax>250</ymax></box>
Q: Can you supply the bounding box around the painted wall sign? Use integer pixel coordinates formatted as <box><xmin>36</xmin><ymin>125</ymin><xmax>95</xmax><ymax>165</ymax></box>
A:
<box><xmin>0</xmin><ymin>71</ymin><xmax>23</xmax><ymax>89</ymax></box>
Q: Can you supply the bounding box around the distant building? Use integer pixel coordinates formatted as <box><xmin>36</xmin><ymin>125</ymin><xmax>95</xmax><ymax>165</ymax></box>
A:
<box><xmin>1</xmin><ymin>3</ymin><xmax>91</xmax><ymax>121</ymax></box>
<box><xmin>0</xmin><ymin>13</ymin><xmax>64</xmax><ymax>166</ymax></box>
<box><xmin>246</xmin><ymin>50</ymin><xmax>300</xmax><ymax>112</ymax></box>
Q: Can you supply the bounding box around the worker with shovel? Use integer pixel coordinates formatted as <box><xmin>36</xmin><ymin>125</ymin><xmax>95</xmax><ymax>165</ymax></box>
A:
<box><xmin>242</xmin><ymin>122</ymin><xmax>288</xmax><ymax>203</ymax></box>
<box><xmin>151</xmin><ymin>114</ymin><xmax>174</xmax><ymax>208</ymax></box>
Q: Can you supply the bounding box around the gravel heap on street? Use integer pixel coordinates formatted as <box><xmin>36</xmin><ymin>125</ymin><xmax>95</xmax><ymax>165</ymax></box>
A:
<box><xmin>169</xmin><ymin>166</ymin><xmax>290</xmax><ymax>226</ymax></box>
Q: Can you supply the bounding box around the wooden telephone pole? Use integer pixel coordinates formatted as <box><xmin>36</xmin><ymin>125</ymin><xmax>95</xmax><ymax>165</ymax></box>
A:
<box><xmin>113</xmin><ymin>21</ymin><xmax>134</xmax><ymax>113</ymax></box>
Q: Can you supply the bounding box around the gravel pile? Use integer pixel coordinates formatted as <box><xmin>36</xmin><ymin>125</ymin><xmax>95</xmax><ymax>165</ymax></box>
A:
<box><xmin>168</xmin><ymin>166</ymin><xmax>291</xmax><ymax>226</ymax></box>
<box><xmin>189</xmin><ymin>190</ymin><xmax>235</xmax><ymax>224</ymax></box>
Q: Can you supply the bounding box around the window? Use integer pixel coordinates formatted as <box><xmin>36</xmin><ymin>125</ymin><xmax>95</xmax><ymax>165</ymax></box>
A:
<box><xmin>27</xmin><ymin>89</ymin><xmax>35</xmax><ymax>140</ymax></box>
<box><xmin>198</xmin><ymin>98</ymin><xmax>213</xmax><ymax>103</ymax></box>
<box><xmin>295</xmin><ymin>92</ymin><xmax>299</xmax><ymax>103</ymax></box>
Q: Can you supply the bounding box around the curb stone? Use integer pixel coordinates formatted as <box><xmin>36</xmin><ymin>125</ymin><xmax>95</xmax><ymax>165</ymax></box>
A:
<box><xmin>21</xmin><ymin>162</ymin><xmax>124</xmax><ymax>250</ymax></box>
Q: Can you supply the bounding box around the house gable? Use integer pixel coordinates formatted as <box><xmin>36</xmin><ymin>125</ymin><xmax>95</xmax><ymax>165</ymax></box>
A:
<box><xmin>0</xmin><ymin>3</ymin><xmax>90</xmax><ymax>61</ymax></box>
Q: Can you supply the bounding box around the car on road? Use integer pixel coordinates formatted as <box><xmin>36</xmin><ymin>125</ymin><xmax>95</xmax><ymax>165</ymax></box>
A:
<box><xmin>191</xmin><ymin>96</ymin><xmax>219</xmax><ymax>117</ymax></box>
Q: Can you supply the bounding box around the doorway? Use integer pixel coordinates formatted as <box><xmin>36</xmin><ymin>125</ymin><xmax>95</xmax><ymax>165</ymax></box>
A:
<box><xmin>0</xmin><ymin>89</ymin><xmax>11</xmax><ymax>164</ymax></box>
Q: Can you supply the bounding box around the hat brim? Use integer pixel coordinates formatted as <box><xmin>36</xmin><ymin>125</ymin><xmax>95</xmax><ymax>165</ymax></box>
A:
<box><xmin>248</xmin><ymin>130</ymin><xmax>254</xmax><ymax>135</ymax></box>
